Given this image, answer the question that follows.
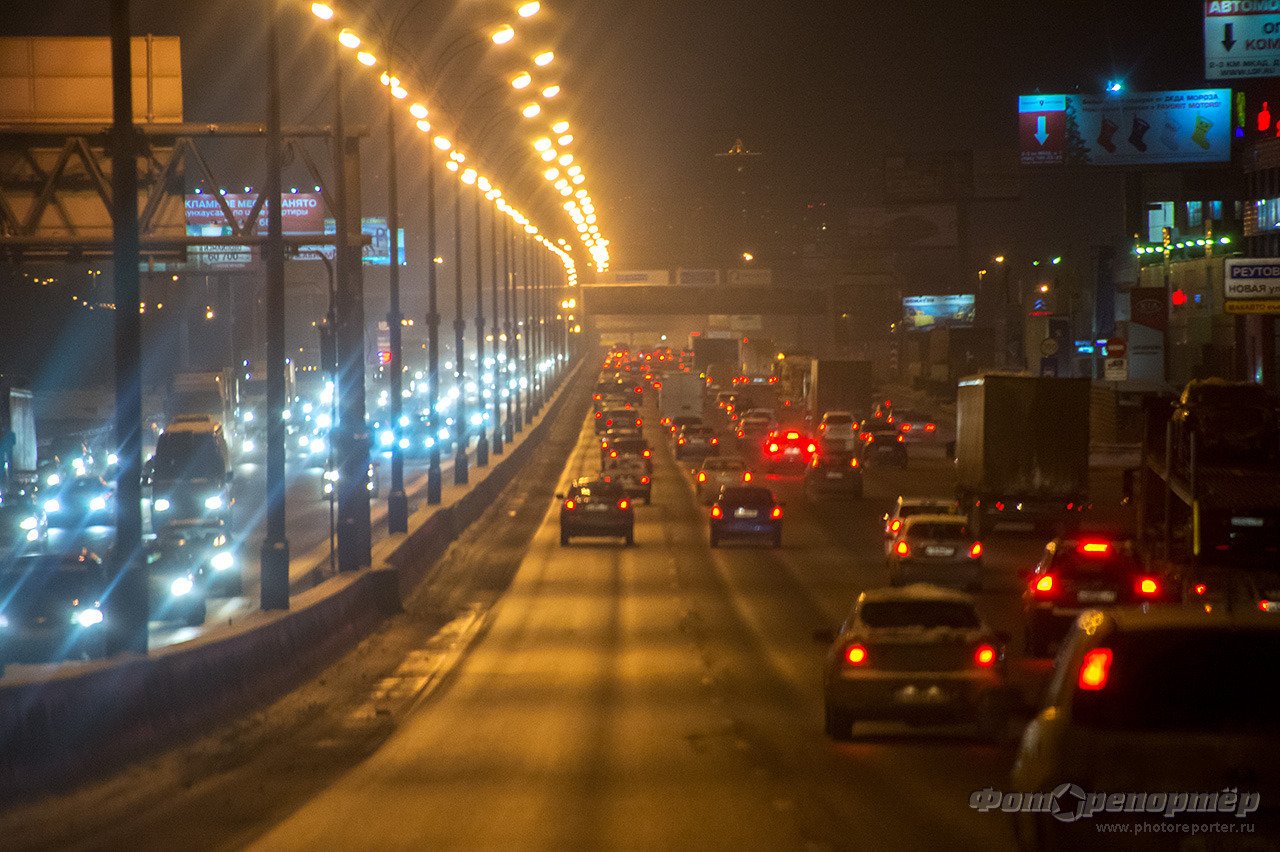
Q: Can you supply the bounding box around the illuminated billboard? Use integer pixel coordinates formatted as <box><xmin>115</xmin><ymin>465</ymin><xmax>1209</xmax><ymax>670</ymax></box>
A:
<box><xmin>902</xmin><ymin>295</ymin><xmax>975</xmax><ymax>331</ymax></box>
<box><xmin>1019</xmin><ymin>89</ymin><xmax>1231</xmax><ymax>167</ymax></box>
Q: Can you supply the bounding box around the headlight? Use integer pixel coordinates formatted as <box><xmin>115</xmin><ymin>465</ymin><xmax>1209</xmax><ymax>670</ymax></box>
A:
<box><xmin>281</xmin><ymin>409</ymin><xmax>292</xmax><ymax>421</ymax></box>
<box><xmin>398</xmin><ymin>437</ymin><xmax>410</xmax><ymax>450</ymax></box>
<box><xmin>71</xmin><ymin>458</ymin><xmax>86</xmax><ymax>474</ymax></box>
<box><xmin>0</xmin><ymin>613</ymin><xmax>8</xmax><ymax>629</ymax></box>
<box><xmin>242</xmin><ymin>410</ymin><xmax>255</xmax><ymax>423</ymax></box>
<box><xmin>469</xmin><ymin>412</ymin><xmax>484</xmax><ymax>427</ymax></box>
<box><xmin>153</xmin><ymin>498</ymin><xmax>171</xmax><ymax>512</ymax></box>
<box><xmin>316</xmin><ymin>412</ymin><xmax>332</xmax><ymax>430</ymax></box>
<box><xmin>302</xmin><ymin>402</ymin><xmax>314</xmax><ymax>414</ymax></box>
<box><xmin>107</xmin><ymin>452</ymin><xmax>119</xmax><ymax>466</ymax></box>
<box><xmin>43</xmin><ymin>498</ymin><xmax>61</xmax><ymax>514</ymax></box>
<box><xmin>26</xmin><ymin>529</ymin><xmax>39</xmax><ymax>542</ymax></box>
<box><xmin>211</xmin><ymin>551</ymin><xmax>235</xmax><ymax>572</ymax></box>
<box><xmin>46</xmin><ymin>473</ymin><xmax>61</xmax><ymax>487</ymax></box>
<box><xmin>298</xmin><ymin>434</ymin><xmax>311</xmax><ymax>448</ymax></box>
<box><xmin>73</xmin><ymin>608</ymin><xmax>104</xmax><ymax>628</ymax></box>
<box><xmin>19</xmin><ymin>516</ymin><xmax>37</xmax><ymax>531</ymax></box>
<box><xmin>379</xmin><ymin>430</ymin><xmax>395</xmax><ymax>448</ymax></box>
<box><xmin>310</xmin><ymin>437</ymin><xmax>326</xmax><ymax>455</ymax></box>
<box><xmin>170</xmin><ymin>576</ymin><xmax>194</xmax><ymax>597</ymax></box>
<box><xmin>89</xmin><ymin>495</ymin><xmax>108</xmax><ymax>512</ymax></box>
<box><xmin>204</xmin><ymin>495</ymin><xmax>224</xmax><ymax>511</ymax></box>
<box><xmin>242</xmin><ymin>438</ymin><xmax>256</xmax><ymax>453</ymax></box>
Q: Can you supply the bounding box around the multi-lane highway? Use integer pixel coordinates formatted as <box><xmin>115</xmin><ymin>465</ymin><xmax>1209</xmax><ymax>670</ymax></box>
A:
<box><xmin>3</xmin><ymin>381</ymin><xmax>1129</xmax><ymax>849</ymax></box>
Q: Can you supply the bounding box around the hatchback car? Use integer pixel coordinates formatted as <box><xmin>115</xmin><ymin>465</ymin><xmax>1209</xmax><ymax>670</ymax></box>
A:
<box><xmin>675</xmin><ymin>425</ymin><xmax>719</xmax><ymax>460</ymax></box>
<box><xmin>762</xmin><ymin>429</ymin><xmax>817</xmax><ymax>473</ymax></box>
<box><xmin>859</xmin><ymin>423</ymin><xmax>907</xmax><ymax>468</ymax></box>
<box><xmin>804</xmin><ymin>450</ymin><xmax>863</xmax><ymax>499</ymax></box>
<box><xmin>602</xmin><ymin>457</ymin><xmax>652</xmax><ymax>505</ymax></box>
<box><xmin>45</xmin><ymin>476</ymin><xmax>115</xmax><ymax>530</ymax></box>
<box><xmin>883</xmin><ymin>496</ymin><xmax>963</xmax><ymax>543</ymax></box>
<box><xmin>1010</xmin><ymin>608</ymin><xmax>1280</xmax><ymax>847</ymax></box>
<box><xmin>558</xmin><ymin>478</ymin><xmax>634</xmax><ymax>546</ymax></box>
<box><xmin>1022</xmin><ymin>537</ymin><xmax>1171</xmax><ymax>656</ymax></box>
<box><xmin>710</xmin><ymin>485</ymin><xmax>782</xmax><ymax>548</ymax></box>
<box><xmin>817</xmin><ymin>411</ymin><xmax>860</xmax><ymax>451</ymax></box>
<box><xmin>695</xmin><ymin>457</ymin><xmax>754</xmax><ymax>504</ymax></box>
<box><xmin>0</xmin><ymin>551</ymin><xmax>114</xmax><ymax>673</ymax></box>
<box><xmin>594</xmin><ymin>408</ymin><xmax>643</xmax><ymax>435</ymax></box>
<box><xmin>822</xmin><ymin>585</ymin><xmax>1009</xmax><ymax>742</ymax></box>
<box><xmin>887</xmin><ymin>515</ymin><xmax>983</xmax><ymax>590</ymax></box>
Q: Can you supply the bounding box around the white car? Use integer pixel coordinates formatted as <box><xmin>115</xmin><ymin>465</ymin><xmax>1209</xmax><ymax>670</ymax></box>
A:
<box><xmin>817</xmin><ymin>410</ymin><xmax>860</xmax><ymax>451</ymax></box>
<box><xmin>1009</xmin><ymin>607</ymin><xmax>1280</xmax><ymax>847</ymax></box>
<box><xmin>695</xmin><ymin>456</ymin><xmax>754</xmax><ymax>504</ymax></box>
<box><xmin>883</xmin><ymin>496</ymin><xmax>963</xmax><ymax>543</ymax></box>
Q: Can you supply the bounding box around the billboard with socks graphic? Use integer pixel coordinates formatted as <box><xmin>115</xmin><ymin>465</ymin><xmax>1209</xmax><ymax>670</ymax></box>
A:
<box><xmin>1019</xmin><ymin>89</ymin><xmax>1231</xmax><ymax>167</ymax></box>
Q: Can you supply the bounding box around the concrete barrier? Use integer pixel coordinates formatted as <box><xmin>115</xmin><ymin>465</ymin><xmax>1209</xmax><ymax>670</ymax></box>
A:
<box><xmin>0</xmin><ymin>360</ymin><xmax>586</xmax><ymax>803</ymax></box>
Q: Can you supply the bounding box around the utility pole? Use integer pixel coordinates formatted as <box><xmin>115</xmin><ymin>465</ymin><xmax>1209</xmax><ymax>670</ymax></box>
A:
<box><xmin>473</xmin><ymin>186</ymin><xmax>489</xmax><ymax>466</ymax></box>
<box><xmin>453</xmin><ymin>177</ymin><xmax>469</xmax><ymax>485</ymax></box>
<box><xmin>109</xmin><ymin>0</ymin><xmax>147</xmax><ymax>653</ymax></box>
<box><xmin>489</xmin><ymin>197</ymin><xmax>503</xmax><ymax>455</ymax></box>
<box><xmin>426</xmin><ymin>148</ymin><xmax>442</xmax><ymax>504</ymax></box>
<box><xmin>504</xmin><ymin>215</ymin><xmax>519</xmax><ymax>436</ymax></box>
<box><xmin>385</xmin><ymin>79</ymin><xmax>408</xmax><ymax>532</ymax></box>
<box><xmin>261</xmin><ymin>0</ymin><xmax>290</xmax><ymax>607</ymax></box>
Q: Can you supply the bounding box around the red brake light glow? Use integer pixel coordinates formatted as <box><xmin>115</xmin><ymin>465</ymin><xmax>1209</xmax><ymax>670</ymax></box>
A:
<box><xmin>850</xmin><ymin>457</ymin><xmax>859</xmax><ymax>468</ymax></box>
<box><xmin>925</xmin><ymin>423</ymin><xmax>936</xmax><ymax>432</ymax></box>
<box><xmin>1194</xmin><ymin>583</ymin><xmax>1208</xmax><ymax>596</ymax></box>
<box><xmin>698</xmin><ymin>472</ymin><xmax>707</xmax><ymax>482</ymax></box>
<box><xmin>786</xmin><ymin>431</ymin><xmax>800</xmax><ymax>440</ymax></box>
<box><xmin>618</xmin><ymin>499</ymin><xmax>630</xmax><ymax>510</ymax></box>
<box><xmin>643</xmin><ymin>449</ymin><xmax>651</xmax><ymax>458</ymax></box>
<box><xmin>564</xmin><ymin>499</ymin><xmax>576</xmax><ymax>510</ymax></box>
<box><xmin>806</xmin><ymin>443</ymin><xmax>817</xmax><ymax>453</ymax></box>
<box><xmin>1079</xmin><ymin>541</ymin><xmax>1111</xmax><ymax>555</ymax></box>
<box><xmin>767</xmin><ymin>442</ymin><xmax>779</xmax><ymax>454</ymax></box>
<box><xmin>889</xmin><ymin>519</ymin><xmax>901</xmax><ymax>533</ymax></box>
<box><xmin>844</xmin><ymin>644</ymin><xmax>868</xmax><ymax>666</ymax></box>
<box><xmin>710</xmin><ymin>505</ymin><xmax>723</xmax><ymax>519</ymax></box>
<box><xmin>640</xmin><ymin>476</ymin><xmax>650</xmax><ymax>485</ymax></box>
<box><xmin>969</xmin><ymin>541</ymin><xmax>983</xmax><ymax>559</ymax></box>
<box><xmin>742</xmin><ymin>471</ymin><xmax>752</xmax><ymax>482</ymax></box>
<box><xmin>901</xmin><ymin>423</ymin><xmax>912</xmax><ymax>432</ymax></box>
<box><xmin>974</xmin><ymin>644</ymin><xmax>996</xmax><ymax>667</ymax></box>
<box><xmin>1034</xmin><ymin>574</ymin><xmax>1055</xmax><ymax>594</ymax></box>
<box><xmin>610</xmin><ymin>450</ymin><xmax>618</xmax><ymax>458</ymax></box>
<box><xmin>1078</xmin><ymin>648</ymin><xmax>1113</xmax><ymax>691</ymax></box>
<box><xmin>894</xmin><ymin>540</ymin><xmax>909</xmax><ymax>557</ymax></box>
<box><xmin>1136</xmin><ymin>576</ymin><xmax>1160</xmax><ymax>596</ymax></box>
<box><xmin>770</xmin><ymin>505</ymin><xmax>782</xmax><ymax>519</ymax></box>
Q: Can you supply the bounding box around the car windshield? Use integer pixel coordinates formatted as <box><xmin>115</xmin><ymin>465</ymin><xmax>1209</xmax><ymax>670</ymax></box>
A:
<box><xmin>859</xmin><ymin>600</ymin><xmax>980</xmax><ymax>630</ymax></box>
<box><xmin>908</xmin><ymin>521</ymin><xmax>970</xmax><ymax>539</ymax></box>
<box><xmin>0</xmin><ymin>562</ymin><xmax>103</xmax><ymax>608</ymax></box>
<box><xmin>153</xmin><ymin>432</ymin><xmax>224</xmax><ymax>480</ymax></box>
<box><xmin>824</xmin><ymin>415</ymin><xmax>853</xmax><ymax>426</ymax></box>
<box><xmin>1072</xmin><ymin>629</ymin><xmax>1280</xmax><ymax>732</ymax></box>
<box><xmin>704</xmin><ymin>458</ymin><xmax>743</xmax><ymax>471</ymax></box>
<box><xmin>574</xmin><ymin>482</ymin><xmax>623</xmax><ymax>499</ymax></box>
<box><xmin>901</xmin><ymin>503</ymin><xmax>959</xmax><ymax>518</ymax></box>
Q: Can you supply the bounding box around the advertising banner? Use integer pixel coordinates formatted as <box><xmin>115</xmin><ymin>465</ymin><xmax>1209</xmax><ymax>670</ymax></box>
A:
<box><xmin>1019</xmin><ymin>89</ymin><xmax>1231</xmax><ymax>166</ymax></box>
<box><xmin>298</xmin><ymin>217</ymin><xmax>406</xmax><ymax>267</ymax></box>
<box><xmin>1224</xmin><ymin>257</ymin><xmax>1280</xmax><ymax>313</ymax></box>
<box><xmin>901</xmin><ymin>295</ymin><xmax>975</xmax><ymax>331</ymax></box>
<box><xmin>1205</xmin><ymin>1</ymin><xmax>1280</xmax><ymax>80</ymax></box>
<box><xmin>184</xmin><ymin>192</ymin><xmax>326</xmax><ymax>270</ymax></box>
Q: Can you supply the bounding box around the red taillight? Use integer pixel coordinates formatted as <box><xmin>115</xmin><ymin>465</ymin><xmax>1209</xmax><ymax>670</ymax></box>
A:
<box><xmin>1079</xmin><ymin>541</ymin><xmax>1111</xmax><ymax>555</ymax></box>
<box><xmin>736</xmin><ymin>430</ymin><xmax>744</xmax><ymax>438</ymax></box>
<box><xmin>859</xmin><ymin>432</ymin><xmax>871</xmax><ymax>441</ymax></box>
<box><xmin>595</xmin><ymin>412</ymin><xmax>602</xmax><ymax>419</ymax></box>
<box><xmin>618</xmin><ymin>499</ymin><xmax>630</xmax><ymax>510</ymax></box>
<box><xmin>844</xmin><ymin>644</ymin><xmax>868</xmax><ymax>666</ymax></box>
<box><xmin>711</xmin><ymin>437</ymin><xmax>719</xmax><ymax>445</ymax></box>
<box><xmin>643</xmin><ymin>449</ymin><xmax>651</xmax><ymax>458</ymax></box>
<box><xmin>640</xmin><ymin>476</ymin><xmax>650</xmax><ymax>484</ymax></box>
<box><xmin>770</xmin><ymin>505</ymin><xmax>782</xmax><ymax>519</ymax></box>
<box><xmin>849</xmin><ymin>457</ymin><xmax>859</xmax><ymax>468</ymax></box>
<box><xmin>711</xmin><ymin>505</ymin><xmax>723</xmax><ymax>519</ymax></box>
<box><xmin>635</xmin><ymin>419</ymin><xmax>643</xmax><ymax>427</ymax></box>
<box><xmin>742</xmin><ymin>471</ymin><xmax>752</xmax><ymax>482</ymax></box>
<box><xmin>806</xmin><ymin>443</ymin><xmax>816</xmax><ymax>453</ymax></box>
<box><xmin>1135</xmin><ymin>576</ymin><xmax>1160</xmax><ymax>597</ymax></box>
<box><xmin>889</xmin><ymin>519</ymin><xmax>901</xmax><ymax>534</ymax></box>
<box><xmin>901</xmin><ymin>423</ymin><xmax>912</xmax><ymax>432</ymax></box>
<box><xmin>1078</xmin><ymin>648</ymin><xmax>1113</xmax><ymax>691</ymax></box>
<box><xmin>767</xmin><ymin>442</ymin><xmax>779</xmax><ymax>454</ymax></box>
<box><xmin>610</xmin><ymin>450</ymin><xmax>618</xmax><ymax>458</ymax></box>
<box><xmin>564</xmin><ymin>499</ymin><xmax>576</xmax><ymax>510</ymax></box>
<box><xmin>1194</xmin><ymin>583</ymin><xmax>1208</xmax><ymax>596</ymax></box>
<box><xmin>974</xmin><ymin>644</ymin><xmax>996</xmax><ymax>667</ymax></box>
<box><xmin>698</xmin><ymin>472</ymin><xmax>707</xmax><ymax>482</ymax></box>
<box><xmin>786</xmin><ymin>431</ymin><xmax>800</xmax><ymax>440</ymax></box>
<box><xmin>819</xmin><ymin>423</ymin><xmax>827</xmax><ymax>431</ymax></box>
<box><xmin>634</xmin><ymin>386</ymin><xmax>642</xmax><ymax>394</ymax></box>
<box><xmin>896</xmin><ymin>435</ymin><xmax>904</xmax><ymax>443</ymax></box>
<box><xmin>593</xmin><ymin>393</ymin><xmax>602</xmax><ymax>401</ymax></box>
<box><xmin>678</xmin><ymin>438</ymin><xmax>686</xmax><ymax>445</ymax></box>
<box><xmin>1033</xmin><ymin>574</ymin><xmax>1055</xmax><ymax>594</ymax></box>
<box><xmin>894</xmin><ymin>540</ymin><xmax>909</xmax><ymax>557</ymax></box>
<box><xmin>605</xmin><ymin>419</ymin><xmax>614</xmax><ymax>427</ymax></box>
<box><xmin>925</xmin><ymin>423</ymin><xmax>936</xmax><ymax>432</ymax></box>
<box><xmin>969</xmin><ymin>541</ymin><xmax>983</xmax><ymax>559</ymax></box>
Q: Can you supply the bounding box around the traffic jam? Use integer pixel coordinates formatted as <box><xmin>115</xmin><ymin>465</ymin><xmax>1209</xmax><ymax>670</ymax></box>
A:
<box><xmin>568</xmin><ymin>342</ymin><xmax>1280</xmax><ymax>840</ymax></box>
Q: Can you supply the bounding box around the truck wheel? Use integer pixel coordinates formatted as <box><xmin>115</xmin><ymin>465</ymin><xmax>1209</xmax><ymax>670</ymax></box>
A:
<box><xmin>824</xmin><ymin>704</ymin><xmax>855</xmax><ymax>741</ymax></box>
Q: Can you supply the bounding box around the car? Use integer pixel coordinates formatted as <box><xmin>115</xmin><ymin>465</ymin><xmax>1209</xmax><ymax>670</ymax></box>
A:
<box><xmin>695</xmin><ymin>456</ymin><xmax>754</xmax><ymax>504</ymax></box>
<box><xmin>594</xmin><ymin>408</ymin><xmax>643</xmax><ymax>435</ymax></box>
<box><xmin>0</xmin><ymin>493</ymin><xmax>47</xmax><ymax>556</ymax></box>
<box><xmin>1009</xmin><ymin>608</ymin><xmax>1280</xmax><ymax>848</ymax></box>
<box><xmin>602</xmin><ymin>457</ymin><xmax>652</xmax><ymax>505</ymax></box>
<box><xmin>558</xmin><ymin>477</ymin><xmax>635</xmax><ymax>546</ymax></box>
<box><xmin>816</xmin><ymin>411</ymin><xmax>860</xmax><ymax>451</ymax></box>
<box><xmin>1022</xmin><ymin>537</ymin><xmax>1172</xmax><ymax>656</ymax></box>
<box><xmin>600</xmin><ymin>434</ymin><xmax>653</xmax><ymax>472</ymax></box>
<box><xmin>858</xmin><ymin>422</ymin><xmax>907</xmax><ymax>468</ymax></box>
<box><xmin>736</xmin><ymin>415</ymin><xmax>773</xmax><ymax>447</ymax></box>
<box><xmin>762</xmin><ymin>428</ymin><xmax>817</xmax><ymax>473</ymax></box>
<box><xmin>667</xmin><ymin>415</ymin><xmax>702</xmax><ymax>436</ymax></box>
<box><xmin>887</xmin><ymin>515</ymin><xmax>983</xmax><ymax>591</ymax></box>
<box><xmin>821</xmin><ymin>585</ymin><xmax>1009</xmax><ymax>742</ymax></box>
<box><xmin>891</xmin><ymin>409</ymin><xmax>940</xmax><ymax>445</ymax></box>
<box><xmin>675</xmin><ymin>424</ymin><xmax>719</xmax><ymax>460</ymax></box>
<box><xmin>710</xmin><ymin>485</ymin><xmax>782</xmax><ymax>548</ymax></box>
<box><xmin>803</xmin><ymin>450</ymin><xmax>863</xmax><ymax>498</ymax></box>
<box><xmin>44</xmin><ymin>476</ymin><xmax>115</xmax><ymax>530</ymax></box>
<box><xmin>0</xmin><ymin>551</ymin><xmax>115</xmax><ymax>673</ymax></box>
<box><xmin>145</xmin><ymin>532</ymin><xmax>211</xmax><ymax>626</ymax></box>
<box><xmin>1183</xmin><ymin>562</ymin><xmax>1280</xmax><ymax>615</ymax></box>
<box><xmin>883</xmin><ymin>496</ymin><xmax>963</xmax><ymax>542</ymax></box>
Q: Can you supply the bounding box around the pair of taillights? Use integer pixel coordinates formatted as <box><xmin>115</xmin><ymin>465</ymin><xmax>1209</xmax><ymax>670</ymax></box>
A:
<box><xmin>1030</xmin><ymin>574</ymin><xmax>1162</xmax><ymax>598</ymax></box>
<box><xmin>843</xmin><ymin>643</ymin><xmax>997</xmax><ymax>668</ymax></box>
<box><xmin>564</xmin><ymin>498</ymin><xmax>630</xmax><ymax>511</ymax></box>
<box><xmin>698</xmin><ymin>471</ymin><xmax>753</xmax><ymax>483</ymax></box>
<box><xmin>893</xmin><ymin>540</ymin><xmax>982</xmax><ymax>558</ymax></box>
<box><xmin>711</xmin><ymin>504</ymin><xmax>781</xmax><ymax>520</ymax></box>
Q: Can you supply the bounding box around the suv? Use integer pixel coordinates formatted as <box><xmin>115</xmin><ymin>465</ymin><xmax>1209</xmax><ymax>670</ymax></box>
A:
<box><xmin>817</xmin><ymin>411</ymin><xmax>860</xmax><ymax>451</ymax></box>
<box><xmin>0</xmin><ymin>551</ymin><xmax>115</xmax><ymax>673</ymax></box>
<box><xmin>149</xmin><ymin>416</ymin><xmax>233</xmax><ymax>532</ymax></box>
<box><xmin>1171</xmin><ymin>379</ymin><xmax>1278</xmax><ymax>471</ymax></box>
<box><xmin>557</xmin><ymin>478</ymin><xmax>634</xmax><ymax>546</ymax></box>
<box><xmin>1010</xmin><ymin>608</ymin><xmax>1280</xmax><ymax>847</ymax></box>
<box><xmin>1022</xmin><ymin>537</ymin><xmax>1171</xmax><ymax>656</ymax></box>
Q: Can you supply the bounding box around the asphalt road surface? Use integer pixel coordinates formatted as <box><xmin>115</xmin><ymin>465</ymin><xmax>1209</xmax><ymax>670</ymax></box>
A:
<box><xmin>3</xmin><ymin>386</ymin><xmax>1131</xmax><ymax>849</ymax></box>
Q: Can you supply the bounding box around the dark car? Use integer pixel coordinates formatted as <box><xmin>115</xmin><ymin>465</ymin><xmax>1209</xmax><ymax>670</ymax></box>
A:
<box><xmin>558</xmin><ymin>478</ymin><xmax>635</xmax><ymax>546</ymax></box>
<box><xmin>804</xmin><ymin>450</ymin><xmax>863</xmax><ymax>498</ymax></box>
<box><xmin>0</xmin><ymin>551</ymin><xmax>115</xmax><ymax>673</ymax></box>
<box><xmin>859</xmin><ymin>422</ymin><xmax>908</xmax><ymax>468</ymax></box>
<box><xmin>1022</xmin><ymin>537</ymin><xmax>1172</xmax><ymax>656</ymax></box>
<box><xmin>44</xmin><ymin>476</ymin><xmax>115</xmax><ymax>530</ymax></box>
<box><xmin>145</xmin><ymin>531</ymin><xmax>212</xmax><ymax>626</ymax></box>
<box><xmin>602</xmin><ymin>457</ymin><xmax>652</xmax><ymax>505</ymax></box>
<box><xmin>600</xmin><ymin>435</ymin><xmax>653</xmax><ymax>472</ymax></box>
<box><xmin>762</xmin><ymin>429</ymin><xmax>817</xmax><ymax>473</ymax></box>
<box><xmin>710</xmin><ymin>485</ymin><xmax>782</xmax><ymax>548</ymax></box>
<box><xmin>0</xmin><ymin>493</ymin><xmax>47</xmax><ymax>556</ymax></box>
<box><xmin>594</xmin><ymin>408</ymin><xmax>643</xmax><ymax>435</ymax></box>
<box><xmin>675</xmin><ymin>425</ymin><xmax>718</xmax><ymax>460</ymax></box>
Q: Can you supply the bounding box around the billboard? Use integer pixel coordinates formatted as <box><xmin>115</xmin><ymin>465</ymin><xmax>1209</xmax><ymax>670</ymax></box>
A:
<box><xmin>676</xmin><ymin>268</ymin><xmax>721</xmax><ymax>286</ymax></box>
<box><xmin>901</xmin><ymin>295</ymin><xmax>975</xmax><ymax>331</ymax></box>
<box><xmin>1224</xmin><ymin>257</ymin><xmax>1280</xmax><ymax>314</ymax></box>
<box><xmin>1019</xmin><ymin>89</ymin><xmax>1231</xmax><ymax>166</ymax></box>
<box><xmin>596</xmin><ymin>269</ymin><xmax>670</xmax><ymax>286</ymax></box>
<box><xmin>1205</xmin><ymin>2</ymin><xmax>1280</xmax><ymax>80</ymax></box>
<box><xmin>184</xmin><ymin>192</ymin><xmax>326</xmax><ymax>270</ymax></box>
<box><xmin>300</xmin><ymin>217</ymin><xmax>406</xmax><ymax>267</ymax></box>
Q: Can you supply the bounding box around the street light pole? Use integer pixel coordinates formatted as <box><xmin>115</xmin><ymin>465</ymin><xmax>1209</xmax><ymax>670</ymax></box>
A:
<box><xmin>489</xmin><ymin>196</ymin><xmax>503</xmax><ymax>456</ymax></box>
<box><xmin>521</xmin><ymin>232</ymin><xmax>532</xmax><ymax>422</ymax></box>
<box><xmin>109</xmin><ymin>0</ymin><xmax>147</xmax><ymax>653</ymax></box>
<box><xmin>505</xmin><ymin>215</ymin><xmax>520</xmax><ymax>436</ymax></box>
<box><xmin>472</xmin><ymin>186</ymin><xmax>489</xmax><ymax>467</ymax></box>
<box><xmin>261</xmin><ymin>0</ymin><xmax>291</xmax><ymax>607</ymax></box>
<box><xmin>384</xmin><ymin>81</ymin><xmax>408</xmax><ymax>533</ymax></box>
<box><xmin>426</xmin><ymin>148</ymin><xmax>442</xmax><ymax>504</ymax></box>
<box><xmin>453</xmin><ymin>173</ymin><xmax>469</xmax><ymax>485</ymax></box>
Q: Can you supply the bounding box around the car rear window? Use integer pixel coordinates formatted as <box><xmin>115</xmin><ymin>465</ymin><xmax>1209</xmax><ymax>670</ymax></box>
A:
<box><xmin>1071</xmin><ymin>629</ymin><xmax>1280</xmax><ymax>731</ymax></box>
<box><xmin>901</xmin><ymin>503</ymin><xmax>959</xmax><ymax>518</ymax></box>
<box><xmin>908</xmin><ymin>521</ymin><xmax>970</xmax><ymax>539</ymax></box>
<box><xmin>824</xmin><ymin>415</ymin><xmax>853</xmax><ymax>425</ymax></box>
<box><xmin>573</xmin><ymin>482</ymin><xmax>624</xmax><ymax>499</ymax></box>
<box><xmin>859</xmin><ymin>600</ymin><xmax>980</xmax><ymax>630</ymax></box>
<box><xmin>720</xmin><ymin>487</ymin><xmax>771</xmax><ymax>505</ymax></box>
<box><xmin>704</xmin><ymin>459</ymin><xmax>743</xmax><ymax>471</ymax></box>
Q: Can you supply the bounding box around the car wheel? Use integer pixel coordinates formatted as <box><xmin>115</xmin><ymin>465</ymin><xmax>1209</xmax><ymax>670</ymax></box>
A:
<box><xmin>975</xmin><ymin>692</ymin><xmax>1010</xmax><ymax>742</ymax></box>
<box><xmin>824</xmin><ymin>703</ymin><xmax>855</xmax><ymax>741</ymax></box>
<box><xmin>560</xmin><ymin>532</ymin><xmax>570</xmax><ymax>546</ymax></box>
<box><xmin>624</xmin><ymin>530</ymin><xmax>635</xmax><ymax>547</ymax></box>
<box><xmin>184</xmin><ymin>598</ymin><xmax>208</xmax><ymax>627</ymax></box>
<box><xmin>1024</xmin><ymin>624</ymin><xmax>1049</xmax><ymax>658</ymax></box>
<box><xmin>771</xmin><ymin>531</ymin><xmax>782</xmax><ymax>549</ymax></box>
<box><xmin>710</xmin><ymin>532</ymin><xmax>719</xmax><ymax>548</ymax></box>
<box><xmin>644</xmin><ymin>495</ymin><xmax>652</xmax><ymax>506</ymax></box>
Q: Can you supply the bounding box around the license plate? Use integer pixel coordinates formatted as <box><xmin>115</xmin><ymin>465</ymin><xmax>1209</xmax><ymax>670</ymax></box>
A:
<box><xmin>586</xmin><ymin>504</ymin><xmax>608</xmax><ymax>513</ymax></box>
<box><xmin>734</xmin><ymin>507</ymin><xmax>759</xmax><ymax>518</ymax></box>
<box><xmin>925</xmin><ymin>546</ymin><xmax>955</xmax><ymax>557</ymax></box>
<box><xmin>894</xmin><ymin>684</ymin><xmax>950</xmax><ymax>705</ymax></box>
<box><xmin>826</xmin><ymin>472</ymin><xmax>843</xmax><ymax>479</ymax></box>
<box><xmin>1077</xmin><ymin>590</ymin><xmax>1116</xmax><ymax>603</ymax></box>
<box><xmin>784</xmin><ymin>447</ymin><xmax>800</xmax><ymax>456</ymax></box>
